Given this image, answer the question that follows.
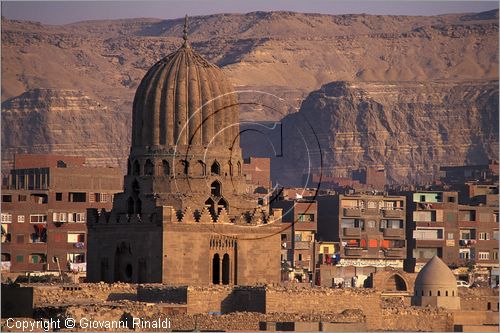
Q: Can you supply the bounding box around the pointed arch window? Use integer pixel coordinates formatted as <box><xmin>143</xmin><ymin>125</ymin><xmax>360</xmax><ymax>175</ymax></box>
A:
<box><xmin>211</xmin><ymin>161</ymin><xmax>221</xmax><ymax>175</ymax></box>
<box><xmin>144</xmin><ymin>159</ymin><xmax>154</xmax><ymax>176</ymax></box>
<box><xmin>211</xmin><ymin>181</ymin><xmax>221</xmax><ymax>197</ymax></box>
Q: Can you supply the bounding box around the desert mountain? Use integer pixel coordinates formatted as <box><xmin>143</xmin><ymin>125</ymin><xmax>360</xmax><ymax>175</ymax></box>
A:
<box><xmin>1</xmin><ymin>10</ymin><xmax>498</xmax><ymax>182</ymax></box>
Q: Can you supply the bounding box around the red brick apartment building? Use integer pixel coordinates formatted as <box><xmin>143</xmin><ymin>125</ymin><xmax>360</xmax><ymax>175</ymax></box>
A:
<box><xmin>404</xmin><ymin>190</ymin><xmax>499</xmax><ymax>285</ymax></box>
<box><xmin>271</xmin><ymin>199</ymin><xmax>318</xmax><ymax>283</ymax></box>
<box><xmin>1</xmin><ymin>154</ymin><xmax>123</xmax><ymax>277</ymax></box>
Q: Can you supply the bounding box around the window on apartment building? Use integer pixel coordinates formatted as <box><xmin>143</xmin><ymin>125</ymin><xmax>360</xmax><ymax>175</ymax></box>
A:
<box><xmin>460</xmin><ymin>229</ymin><xmax>476</xmax><ymax>240</ymax></box>
<box><xmin>341</xmin><ymin>219</ymin><xmax>364</xmax><ymax>229</ymax></box>
<box><xmin>68</xmin><ymin>254</ymin><xmax>85</xmax><ymax>264</ymax></box>
<box><xmin>68</xmin><ymin>192</ymin><xmax>86</xmax><ymax>203</ymax></box>
<box><xmin>67</xmin><ymin>233</ymin><xmax>85</xmax><ymax>243</ymax></box>
<box><xmin>420</xmin><ymin>195</ymin><xmax>426</xmax><ymax>202</ymax></box>
<box><xmin>16</xmin><ymin>255</ymin><xmax>24</xmax><ymax>263</ymax></box>
<box><xmin>298</xmin><ymin>254</ymin><xmax>303</xmax><ymax>261</ymax></box>
<box><xmin>52</xmin><ymin>213</ymin><xmax>67</xmax><ymax>223</ymax></box>
<box><xmin>478</xmin><ymin>252</ymin><xmax>490</xmax><ymax>260</ymax></box>
<box><xmin>281</xmin><ymin>234</ymin><xmax>287</xmax><ymax>241</ymax></box>
<box><xmin>67</xmin><ymin>213</ymin><xmax>85</xmax><ymax>223</ymax></box>
<box><xmin>367</xmin><ymin>220</ymin><xmax>376</xmax><ymax>228</ymax></box>
<box><xmin>367</xmin><ymin>201</ymin><xmax>378</xmax><ymax>209</ymax></box>
<box><xmin>447</xmin><ymin>196</ymin><xmax>456</xmax><ymax>203</ymax></box>
<box><xmin>447</xmin><ymin>213</ymin><xmax>455</xmax><ymax>222</ymax></box>
<box><xmin>1</xmin><ymin>214</ymin><xmax>12</xmax><ymax>223</ymax></box>
<box><xmin>29</xmin><ymin>253</ymin><xmax>47</xmax><ymax>264</ymax></box>
<box><xmin>413</xmin><ymin>247</ymin><xmax>440</xmax><ymax>259</ymax></box>
<box><xmin>30</xmin><ymin>194</ymin><xmax>48</xmax><ymax>204</ymax></box>
<box><xmin>55</xmin><ymin>193</ymin><xmax>63</xmax><ymax>201</ymax></box>
<box><xmin>18</xmin><ymin>195</ymin><xmax>27</xmax><ymax>202</ymax></box>
<box><xmin>461</xmin><ymin>210</ymin><xmax>476</xmax><ymax>222</ymax></box>
<box><xmin>493</xmin><ymin>251</ymin><xmax>498</xmax><ymax>261</ymax></box>
<box><xmin>479</xmin><ymin>232</ymin><xmax>490</xmax><ymax>240</ymax></box>
<box><xmin>16</xmin><ymin>234</ymin><xmax>24</xmax><ymax>244</ymax></box>
<box><xmin>17</xmin><ymin>215</ymin><xmax>25</xmax><ymax>223</ymax></box>
<box><xmin>2</xmin><ymin>195</ymin><xmax>12</xmax><ymax>202</ymax></box>
<box><xmin>1</xmin><ymin>224</ymin><xmax>11</xmax><ymax>243</ymax></box>
<box><xmin>30</xmin><ymin>214</ymin><xmax>47</xmax><ymax>223</ymax></box>
<box><xmin>459</xmin><ymin>249</ymin><xmax>471</xmax><ymax>260</ymax></box>
<box><xmin>381</xmin><ymin>219</ymin><xmax>403</xmax><ymax>229</ymax></box>
<box><xmin>413</xmin><ymin>228</ymin><xmax>443</xmax><ymax>240</ymax></box>
<box><xmin>30</xmin><ymin>225</ymin><xmax>47</xmax><ymax>243</ymax></box>
<box><xmin>447</xmin><ymin>233</ymin><xmax>454</xmax><ymax>240</ymax></box>
<box><xmin>493</xmin><ymin>231</ymin><xmax>499</xmax><ymax>240</ymax></box>
<box><xmin>494</xmin><ymin>213</ymin><xmax>499</xmax><ymax>223</ymax></box>
<box><xmin>297</xmin><ymin>214</ymin><xmax>314</xmax><ymax>222</ymax></box>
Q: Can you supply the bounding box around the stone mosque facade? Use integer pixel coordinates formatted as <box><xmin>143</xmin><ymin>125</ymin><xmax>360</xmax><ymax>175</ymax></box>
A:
<box><xmin>86</xmin><ymin>18</ymin><xmax>282</xmax><ymax>285</ymax></box>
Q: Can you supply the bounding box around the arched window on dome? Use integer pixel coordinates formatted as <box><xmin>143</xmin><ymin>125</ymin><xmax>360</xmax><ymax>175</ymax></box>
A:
<box><xmin>226</xmin><ymin>161</ymin><xmax>233</xmax><ymax>177</ymax></box>
<box><xmin>437</xmin><ymin>290</ymin><xmax>441</xmax><ymax>296</ymax></box>
<box><xmin>237</xmin><ymin>161</ymin><xmax>241</xmax><ymax>176</ymax></box>
<box><xmin>211</xmin><ymin>161</ymin><xmax>220</xmax><ymax>175</ymax></box>
<box><xmin>162</xmin><ymin>160</ymin><xmax>170</xmax><ymax>176</ymax></box>
<box><xmin>144</xmin><ymin>159</ymin><xmax>154</xmax><ymax>176</ymax></box>
<box><xmin>446</xmin><ymin>291</ymin><xmax>449</xmax><ymax>296</ymax></box>
<box><xmin>429</xmin><ymin>291</ymin><xmax>432</xmax><ymax>296</ymax></box>
<box><xmin>133</xmin><ymin>160</ymin><xmax>140</xmax><ymax>176</ymax></box>
<box><xmin>211</xmin><ymin>181</ymin><xmax>221</xmax><ymax>197</ymax></box>
<box><xmin>421</xmin><ymin>290</ymin><xmax>424</xmax><ymax>296</ymax></box>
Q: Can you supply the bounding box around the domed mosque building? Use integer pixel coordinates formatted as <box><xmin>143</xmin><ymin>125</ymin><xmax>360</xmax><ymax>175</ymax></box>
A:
<box><xmin>412</xmin><ymin>256</ymin><xmax>461</xmax><ymax>310</ymax></box>
<box><xmin>86</xmin><ymin>17</ymin><xmax>282</xmax><ymax>285</ymax></box>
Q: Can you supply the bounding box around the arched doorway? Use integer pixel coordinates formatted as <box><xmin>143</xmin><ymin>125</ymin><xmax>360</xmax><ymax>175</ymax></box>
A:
<box><xmin>212</xmin><ymin>254</ymin><xmax>220</xmax><ymax>284</ymax></box>
<box><xmin>384</xmin><ymin>274</ymin><xmax>408</xmax><ymax>291</ymax></box>
<box><xmin>222</xmin><ymin>254</ymin><xmax>230</xmax><ymax>285</ymax></box>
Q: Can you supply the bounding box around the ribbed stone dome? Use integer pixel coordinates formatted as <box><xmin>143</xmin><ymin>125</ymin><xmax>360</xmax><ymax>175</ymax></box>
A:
<box><xmin>131</xmin><ymin>44</ymin><xmax>239</xmax><ymax>151</ymax></box>
<box><xmin>415</xmin><ymin>256</ymin><xmax>457</xmax><ymax>288</ymax></box>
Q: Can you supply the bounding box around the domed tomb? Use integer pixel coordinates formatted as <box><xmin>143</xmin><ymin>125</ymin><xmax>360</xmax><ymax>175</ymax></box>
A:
<box><xmin>412</xmin><ymin>256</ymin><xmax>460</xmax><ymax>309</ymax></box>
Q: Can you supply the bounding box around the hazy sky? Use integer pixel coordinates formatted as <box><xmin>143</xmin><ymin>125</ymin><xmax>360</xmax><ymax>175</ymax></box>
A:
<box><xmin>1</xmin><ymin>1</ymin><xmax>499</xmax><ymax>25</ymax></box>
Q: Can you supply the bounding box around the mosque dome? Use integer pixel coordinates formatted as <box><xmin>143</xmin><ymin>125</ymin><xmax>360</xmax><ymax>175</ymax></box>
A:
<box><xmin>414</xmin><ymin>256</ymin><xmax>457</xmax><ymax>289</ymax></box>
<box><xmin>131</xmin><ymin>17</ymin><xmax>239</xmax><ymax>151</ymax></box>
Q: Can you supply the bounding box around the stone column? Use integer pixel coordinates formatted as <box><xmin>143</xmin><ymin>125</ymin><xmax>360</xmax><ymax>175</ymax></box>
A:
<box><xmin>219</xmin><ymin>256</ymin><xmax>222</xmax><ymax>285</ymax></box>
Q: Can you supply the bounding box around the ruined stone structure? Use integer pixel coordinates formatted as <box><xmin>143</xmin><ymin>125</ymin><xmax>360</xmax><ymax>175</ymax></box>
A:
<box><xmin>412</xmin><ymin>256</ymin><xmax>460</xmax><ymax>310</ymax></box>
<box><xmin>86</xmin><ymin>17</ymin><xmax>282</xmax><ymax>285</ymax></box>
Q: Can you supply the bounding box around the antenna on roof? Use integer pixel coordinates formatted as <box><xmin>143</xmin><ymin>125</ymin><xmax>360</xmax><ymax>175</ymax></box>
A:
<box><xmin>183</xmin><ymin>15</ymin><xmax>190</xmax><ymax>48</ymax></box>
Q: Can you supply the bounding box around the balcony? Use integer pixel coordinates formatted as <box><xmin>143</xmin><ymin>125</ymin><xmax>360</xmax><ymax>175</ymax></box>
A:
<box><xmin>384</xmin><ymin>248</ymin><xmax>405</xmax><ymax>258</ymax></box>
<box><xmin>344</xmin><ymin>208</ymin><xmax>362</xmax><ymax>217</ymax></box>
<box><xmin>383</xmin><ymin>209</ymin><xmax>403</xmax><ymax>218</ymax></box>
<box><xmin>294</xmin><ymin>241</ymin><xmax>311</xmax><ymax>250</ymax></box>
<box><xmin>383</xmin><ymin>228</ymin><xmax>404</xmax><ymax>238</ymax></box>
<box><xmin>344</xmin><ymin>247</ymin><xmax>363</xmax><ymax>256</ymax></box>
<box><xmin>364</xmin><ymin>208</ymin><xmax>380</xmax><ymax>216</ymax></box>
<box><xmin>343</xmin><ymin>227</ymin><xmax>361</xmax><ymax>237</ymax></box>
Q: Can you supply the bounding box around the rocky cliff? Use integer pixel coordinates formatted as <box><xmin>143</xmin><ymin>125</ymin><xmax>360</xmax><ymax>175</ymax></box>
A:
<box><xmin>1</xmin><ymin>10</ymin><xmax>498</xmax><ymax>181</ymax></box>
<box><xmin>269</xmin><ymin>80</ymin><xmax>499</xmax><ymax>185</ymax></box>
<box><xmin>1</xmin><ymin>89</ymin><xmax>130</xmax><ymax>170</ymax></box>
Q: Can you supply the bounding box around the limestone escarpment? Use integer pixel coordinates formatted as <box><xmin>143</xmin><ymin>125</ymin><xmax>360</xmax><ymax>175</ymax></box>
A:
<box><xmin>1</xmin><ymin>89</ymin><xmax>130</xmax><ymax>170</ymax></box>
<box><xmin>271</xmin><ymin>80</ymin><xmax>499</xmax><ymax>185</ymax></box>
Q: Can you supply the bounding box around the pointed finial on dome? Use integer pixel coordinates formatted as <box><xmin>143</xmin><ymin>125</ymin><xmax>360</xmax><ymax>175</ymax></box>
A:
<box><xmin>182</xmin><ymin>15</ymin><xmax>190</xmax><ymax>48</ymax></box>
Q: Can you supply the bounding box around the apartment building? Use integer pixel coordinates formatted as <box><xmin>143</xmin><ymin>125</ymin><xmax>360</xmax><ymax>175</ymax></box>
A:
<box><xmin>335</xmin><ymin>194</ymin><xmax>406</xmax><ymax>267</ymax></box>
<box><xmin>1</xmin><ymin>154</ymin><xmax>123</xmax><ymax>276</ymax></box>
<box><xmin>405</xmin><ymin>190</ymin><xmax>499</xmax><ymax>285</ymax></box>
<box><xmin>271</xmin><ymin>199</ymin><xmax>317</xmax><ymax>283</ymax></box>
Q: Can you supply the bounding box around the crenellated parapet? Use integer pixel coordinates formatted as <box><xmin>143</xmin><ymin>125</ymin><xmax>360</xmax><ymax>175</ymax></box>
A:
<box><xmin>87</xmin><ymin>206</ymin><xmax>283</xmax><ymax>226</ymax></box>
